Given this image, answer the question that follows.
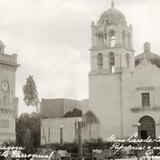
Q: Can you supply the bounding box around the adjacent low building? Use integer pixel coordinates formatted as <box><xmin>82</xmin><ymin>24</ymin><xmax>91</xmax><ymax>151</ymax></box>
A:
<box><xmin>40</xmin><ymin>98</ymin><xmax>83</xmax><ymax>118</ymax></box>
<box><xmin>40</xmin><ymin>98</ymin><xmax>93</xmax><ymax>144</ymax></box>
<box><xmin>41</xmin><ymin>111</ymin><xmax>99</xmax><ymax>145</ymax></box>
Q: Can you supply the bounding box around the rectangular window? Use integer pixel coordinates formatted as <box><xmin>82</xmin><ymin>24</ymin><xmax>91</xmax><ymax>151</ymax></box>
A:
<box><xmin>142</xmin><ymin>93</ymin><xmax>150</xmax><ymax>107</ymax></box>
<box><xmin>0</xmin><ymin>119</ymin><xmax>9</xmax><ymax>128</ymax></box>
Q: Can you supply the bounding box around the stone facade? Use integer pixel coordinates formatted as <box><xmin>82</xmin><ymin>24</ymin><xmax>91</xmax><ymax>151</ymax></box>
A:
<box><xmin>0</xmin><ymin>41</ymin><xmax>19</xmax><ymax>143</ymax></box>
<box><xmin>89</xmin><ymin>3</ymin><xmax>160</xmax><ymax>139</ymax></box>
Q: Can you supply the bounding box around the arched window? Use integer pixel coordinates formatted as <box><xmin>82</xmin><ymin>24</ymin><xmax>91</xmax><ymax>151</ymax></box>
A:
<box><xmin>126</xmin><ymin>53</ymin><xmax>130</xmax><ymax>68</ymax></box>
<box><xmin>109</xmin><ymin>52</ymin><xmax>115</xmax><ymax>73</ymax></box>
<box><xmin>122</xmin><ymin>31</ymin><xmax>126</xmax><ymax>46</ymax></box>
<box><xmin>109</xmin><ymin>30</ymin><xmax>116</xmax><ymax>47</ymax></box>
<box><xmin>97</xmin><ymin>53</ymin><xmax>103</xmax><ymax>70</ymax></box>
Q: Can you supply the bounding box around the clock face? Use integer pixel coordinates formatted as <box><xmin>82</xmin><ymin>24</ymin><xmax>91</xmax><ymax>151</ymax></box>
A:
<box><xmin>1</xmin><ymin>80</ymin><xmax>9</xmax><ymax>92</ymax></box>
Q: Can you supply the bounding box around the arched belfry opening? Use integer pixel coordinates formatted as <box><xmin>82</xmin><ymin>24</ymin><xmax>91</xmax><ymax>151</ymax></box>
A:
<box><xmin>126</xmin><ymin>53</ymin><xmax>130</xmax><ymax>68</ymax></box>
<box><xmin>97</xmin><ymin>53</ymin><xmax>103</xmax><ymax>70</ymax></box>
<box><xmin>109</xmin><ymin>52</ymin><xmax>115</xmax><ymax>73</ymax></box>
<box><xmin>138</xmin><ymin>116</ymin><xmax>155</xmax><ymax>139</ymax></box>
<box><xmin>109</xmin><ymin>30</ymin><xmax>116</xmax><ymax>47</ymax></box>
<box><xmin>122</xmin><ymin>31</ymin><xmax>126</xmax><ymax>47</ymax></box>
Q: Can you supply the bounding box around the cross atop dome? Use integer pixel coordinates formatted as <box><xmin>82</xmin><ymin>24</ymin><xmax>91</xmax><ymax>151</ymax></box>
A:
<box><xmin>99</xmin><ymin>0</ymin><xmax>126</xmax><ymax>25</ymax></box>
<box><xmin>111</xmin><ymin>0</ymin><xmax>115</xmax><ymax>9</ymax></box>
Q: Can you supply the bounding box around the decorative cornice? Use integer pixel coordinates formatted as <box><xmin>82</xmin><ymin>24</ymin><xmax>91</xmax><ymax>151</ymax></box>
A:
<box><xmin>0</xmin><ymin>109</ymin><xmax>15</xmax><ymax>117</ymax></box>
<box><xmin>0</xmin><ymin>60</ymin><xmax>19</xmax><ymax>68</ymax></box>
<box><xmin>90</xmin><ymin>46</ymin><xmax>135</xmax><ymax>52</ymax></box>
<box><xmin>88</xmin><ymin>70</ymin><xmax>121</xmax><ymax>76</ymax></box>
<box><xmin>0</xmin><ymin>63</ymin><xmax>18</xmax><ymax>70</ymax></box>
<box><xmin>130</xmin><ymin>106</ymin><xmax>160</xmax><ymax>112</ymax></box>
<box><xmin>136</xmin><ymin>87</ymin><xmax>154</xmax><ymax>91</ymax></box>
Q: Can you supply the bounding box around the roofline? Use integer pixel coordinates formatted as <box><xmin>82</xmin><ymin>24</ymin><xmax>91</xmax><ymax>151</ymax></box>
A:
<box><xmin>41</xmin><ymin>98</ymin><xmax>80</xmax><ymax>102</ymax></box>
<box><xmin>135</xmin><ymin>52</ymin><xmax>160</xmax><ymax>58</ymax></box>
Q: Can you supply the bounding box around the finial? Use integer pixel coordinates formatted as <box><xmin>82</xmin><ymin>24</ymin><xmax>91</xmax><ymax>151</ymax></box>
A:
<box><xmin>111</xmin><ymin>0</ymin><xmax>114</xmax><ymax>9</ymax></box>
<box><xmin>141</xmin><ymin>42</ymin><xmax>151</xmax><ymax>64</ymax></box>
<box><xmin>144</xmin><ymin>42</ymin><xmax>151</xmax><ymax>53</ymax></box>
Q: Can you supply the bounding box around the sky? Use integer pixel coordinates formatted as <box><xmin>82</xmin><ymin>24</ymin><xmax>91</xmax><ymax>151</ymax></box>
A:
<box><xmin>0</xmin><ymin>0</ymin><xmax>160</xmax><ymax>114</ymax></box>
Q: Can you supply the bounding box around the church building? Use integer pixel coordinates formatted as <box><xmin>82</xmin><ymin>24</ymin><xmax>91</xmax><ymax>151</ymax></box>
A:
<box><xmin>0</xmin><ymin>41</ymin><xmax>19</xmax><ymax>143</ymax></box>
<box><xmin>89</xmin><ymin>2</ymin><xmax>160</xmax><ymax>139</ymax></box>
<box><xmin>41</xmin><ymin>2</ymin><xmax>160</xmax><ymax>144</ymax></box>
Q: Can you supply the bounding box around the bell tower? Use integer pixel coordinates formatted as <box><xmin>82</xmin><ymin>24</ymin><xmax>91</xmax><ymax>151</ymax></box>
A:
<box><xmin>89</xmin><ymin>2</ymin><xmax>135</xmax><ymax>138</ymax></box>
<box><xmin>90</xmin><ymin>2</ymin><xmax>135</xmax><ymax>75</ymax></box>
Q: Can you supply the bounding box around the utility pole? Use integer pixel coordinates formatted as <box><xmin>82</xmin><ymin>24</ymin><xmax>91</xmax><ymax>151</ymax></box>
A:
<box><xmin>77</xmin><ymin>118</ymin><xmax>82</xmax><ymax>160</ymax></box>
<box><xmin>60</xmin><ymin>124</ymin><xmax>63</xmax><ymax>146</ymax></box>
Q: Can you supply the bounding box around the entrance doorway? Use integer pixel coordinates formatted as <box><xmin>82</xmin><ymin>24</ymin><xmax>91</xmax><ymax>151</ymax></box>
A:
<box><xmin>140</xmin><ymin>130</ymin><xmax>147</xmax><ymax>139</ymax></box>
<box><xmin>138</xmin><ymin>116</ymin><xmax>155</xmax><ymax>139</ymax></box>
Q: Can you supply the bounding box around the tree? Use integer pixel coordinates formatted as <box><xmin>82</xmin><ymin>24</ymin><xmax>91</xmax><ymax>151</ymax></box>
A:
<box><xmin>22</xmin><ymin>75</ymin><xmax>48</xmax><ymax>146</ymax></box>
<box><xmin>16</xmin><ymin>112</ymin><xmax>41</xmax><ymax>152</ymax></box>
<box><xmin>23</xmin><ymin>75</ymin><xmax>39</xmax><ymax>107</ymax></box>
<box><xmin>18</xmin><ymin>112</ymin><xmax>30</xmax><ymax>121</ymax></box>
<box><xmin>63</xmin><ymin>108</ymin><xmax>82</xmax><ymax>117</ymax></box>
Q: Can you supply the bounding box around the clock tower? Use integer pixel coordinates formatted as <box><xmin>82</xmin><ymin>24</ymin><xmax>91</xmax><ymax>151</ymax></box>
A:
<box><xmin>0</xmin><ymin>40</ymin><xmax>19</xmax><ymax>143</ymax></box>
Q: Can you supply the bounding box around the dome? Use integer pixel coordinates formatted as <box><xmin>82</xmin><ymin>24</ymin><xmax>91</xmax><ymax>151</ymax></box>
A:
<box><xmin>98</xmin><ymin>2</ymin><xmax>126</xmax><ymax>25</ymax></box>
<box><xmin>135</xmin><ymin>52</ymin><xmax>160</xmax><ymax>68</ymax></box>
<box><xmin>135</xmin><ymin>42</ymin><xmax>160</xmax><ymax>68</ymax></box>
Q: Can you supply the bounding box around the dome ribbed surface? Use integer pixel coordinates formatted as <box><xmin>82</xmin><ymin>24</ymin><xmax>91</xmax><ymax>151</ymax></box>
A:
<box><xmin>135</xmin><ymin>52</ymin><xmax>160</xmax><ymax>68</ymax></box>
<box><xmin>99</xmin><ymin>8</ymin><xmax>126</xmax><ymax>25</ymax></box>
